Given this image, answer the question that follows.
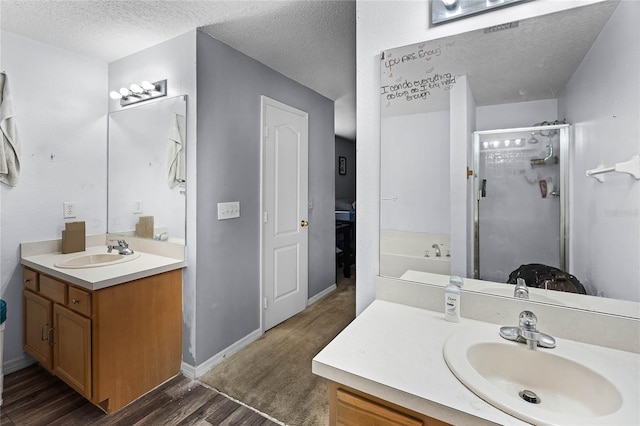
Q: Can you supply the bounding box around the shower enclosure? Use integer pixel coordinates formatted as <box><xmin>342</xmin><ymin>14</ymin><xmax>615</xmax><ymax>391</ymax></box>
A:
<box><xmin>473</xmin><ymin>124</ymin><xmax>570</xmax><ymax>282</ymax></box>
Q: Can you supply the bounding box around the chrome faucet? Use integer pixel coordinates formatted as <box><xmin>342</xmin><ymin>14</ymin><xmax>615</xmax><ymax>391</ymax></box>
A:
<box><xmin>500</xmin><ymin>311</ymin><xmax>556</xmax><ymax>350</ymax></box>
<box><xmin>432</xmin><ymin>243</ymin><xmax>441</xmax><ymax>257</ymax></box>
<box><xmin>514</xmin><ymin>278</ymin><xmax>529</xmax><ymax>299</ymax></box>
<box><xmin>107</xmin><ymin>239</ymin><xmax>134</xmax><ymax>255</ymax></box>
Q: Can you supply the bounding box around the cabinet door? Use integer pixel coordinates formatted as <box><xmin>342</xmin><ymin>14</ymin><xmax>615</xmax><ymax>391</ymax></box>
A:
<box><xmin>23</xmin><ymin>290</ymin><xmax>53</xmax><ymax>370</ymax></box>
<box><xmin>53</xmin><ymin>304</ymin><xmax>92</xmax><ymax>399</ymax></box>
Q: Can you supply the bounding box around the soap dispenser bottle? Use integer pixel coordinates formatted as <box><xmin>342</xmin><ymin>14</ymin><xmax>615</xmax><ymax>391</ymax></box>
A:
<box><xmin>444</xmin><ymin>276</ymin><xmax>463</xmax><ymax>322</ymax></box>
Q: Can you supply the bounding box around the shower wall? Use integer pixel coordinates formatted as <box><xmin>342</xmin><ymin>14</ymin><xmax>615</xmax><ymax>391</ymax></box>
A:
<box><xmin>558</xmin><ymin>0</ymin><xmax>640</xmax><ymax>301</ymax></box>
<box><xmin>476</xmin><ymin>129</ymin><xmax>563</xmax><ymax>283</ymax></box>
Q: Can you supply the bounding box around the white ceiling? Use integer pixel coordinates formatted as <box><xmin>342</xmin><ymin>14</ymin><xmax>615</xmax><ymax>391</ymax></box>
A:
<box><xmin>0</xmin><ymin>0</ymin><xmax>356</xmax><ymax>140</ymax></box>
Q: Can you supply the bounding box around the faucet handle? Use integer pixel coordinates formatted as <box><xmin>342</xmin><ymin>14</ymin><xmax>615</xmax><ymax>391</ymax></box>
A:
<box><xmin>514</xmin><ymin>278</ymin><xmax>529</xmax><ymax>299</ymax></box>
<box><xmin>519</xmin><ymin>310</ymin><xmax>537</xmax><ymax>331</ymax></box>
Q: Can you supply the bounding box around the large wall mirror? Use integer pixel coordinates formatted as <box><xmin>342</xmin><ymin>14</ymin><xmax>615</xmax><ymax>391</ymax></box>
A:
<box><xmin>380</xmin><ymin>1</ymin><xmax>640</xmax><ymax>318</ymax></box>
<box><xmin>108</xmin><ymin>95</ymin><xmax>187</xmax><ymax>243</ymax></box>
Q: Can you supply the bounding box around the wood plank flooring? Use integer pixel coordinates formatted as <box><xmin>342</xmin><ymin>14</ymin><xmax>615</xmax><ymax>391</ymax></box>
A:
<box><xmin>0</xmin><ymin>364</ymin><xmax>281</xmax><ymax>426</ymax></box>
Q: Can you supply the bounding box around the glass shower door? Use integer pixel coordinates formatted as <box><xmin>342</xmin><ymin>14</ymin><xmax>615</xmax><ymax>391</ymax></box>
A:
<box><xmin>473</xmin><ymin>125</ymin><xmax>569</xmax><ymax>283</ymax></box>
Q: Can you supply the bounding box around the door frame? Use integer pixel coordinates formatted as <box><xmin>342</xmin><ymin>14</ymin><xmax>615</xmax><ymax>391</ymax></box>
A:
<box><xmin>472</xmin><ymin>124</ymin><xmax>570</xmax><ymax>279</ymax></box>
<box><xmin>259</xmin><ymin>95</ymin><xmax>309</xmax><ymax>333</ymax></box>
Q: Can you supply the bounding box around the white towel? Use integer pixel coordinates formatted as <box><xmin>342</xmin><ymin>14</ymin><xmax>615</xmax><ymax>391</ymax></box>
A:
<box><xmin>167</xmin><ymin>112</ymin><xmax>186</xmax><ymax>189</ymax></box>
<box><xmin>0</xmin><ymin>72</ymin><xmax>20</xmax><ymax>186</ymax></box>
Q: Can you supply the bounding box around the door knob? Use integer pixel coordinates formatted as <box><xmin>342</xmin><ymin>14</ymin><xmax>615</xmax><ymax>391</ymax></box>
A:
<box><xmin>300</xmin><ymin>220</ymin><xmax>309</xmax><ymax>227</ymax></box>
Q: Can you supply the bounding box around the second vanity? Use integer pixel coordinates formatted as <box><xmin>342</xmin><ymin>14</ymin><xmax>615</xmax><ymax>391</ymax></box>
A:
<box><xmin>312</xmin><ymin>276</ymin><xmax>640</xmax><ymax>425</ymax></box>
<box><xmin>20</xmin><ymin>235</ymin><xmax>186</xmax><ymax>414</ymax></box>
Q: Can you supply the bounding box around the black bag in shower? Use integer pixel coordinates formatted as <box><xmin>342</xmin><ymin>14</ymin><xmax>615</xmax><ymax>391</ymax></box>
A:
<box><xmin>507</xmin><ymin>264</ymin><xmax>587</xmax><ymax>295</ymax></box>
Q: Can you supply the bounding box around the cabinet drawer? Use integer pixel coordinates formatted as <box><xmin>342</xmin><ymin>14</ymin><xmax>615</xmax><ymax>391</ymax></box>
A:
<box><xmin>23</xmin><ymin>268</ymin><xmax>39</xmax><ymax>292</ymax></box>
<box><xmin>39</xmin><ymin>275</ymin><xmax>67</xmax><ymax>304</ymax></box>
<box><xmin>336</xmin><ymin>388</ymin><xmax>423</xmax><ymax>426</ymax></box>
<box><xmin>68</xmin><ymin>286</ymin><xmax>91</xmax><ymax>316</ymax></box>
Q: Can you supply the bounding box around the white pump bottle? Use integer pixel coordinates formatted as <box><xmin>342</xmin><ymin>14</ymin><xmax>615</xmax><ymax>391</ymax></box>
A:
<box><xmin>444</xmin><ymin>276</ymin><xmax>463</xmax><ymax>322</ymax></box>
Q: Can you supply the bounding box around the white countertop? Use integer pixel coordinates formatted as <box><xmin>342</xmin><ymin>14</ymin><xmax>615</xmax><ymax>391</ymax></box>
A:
<box><xmin>21</xmin><ymin>244</ymin><xmax>186</xmax><ymax>291</ymax></box>
<box><xmin>312</xmin><ymin>299</ymin><xmax>529</xmax><ymax>425</ymax></box>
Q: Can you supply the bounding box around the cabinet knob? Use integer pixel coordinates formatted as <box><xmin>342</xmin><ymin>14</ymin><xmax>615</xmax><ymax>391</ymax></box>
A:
<box><xmin>72</xmin><ymin>299</ymin><xmax>79</xmax><ymax>304</ymax></box>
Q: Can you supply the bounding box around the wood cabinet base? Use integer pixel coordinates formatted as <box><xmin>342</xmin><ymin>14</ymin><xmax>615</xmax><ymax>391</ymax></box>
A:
<box><xmin>23</xmin><ymin>268</ymin><xmax>183</xmax><ymax>414</ymax></box>
<box><xmin>92</xmin><ymin>269</ymin><xmax>182</xmax><ymax>413</ymax></box>
<box><xmin>329</xmin><ymin>382</ymin><xmax>451</xmax><ymax>426</ymax></box>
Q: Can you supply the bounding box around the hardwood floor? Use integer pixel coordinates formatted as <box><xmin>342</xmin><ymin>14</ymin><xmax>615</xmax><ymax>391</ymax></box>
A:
<box><xmin>1</xmin><ymin>364</ymin><xmax>281</xmax><ymax>426</ymax></box>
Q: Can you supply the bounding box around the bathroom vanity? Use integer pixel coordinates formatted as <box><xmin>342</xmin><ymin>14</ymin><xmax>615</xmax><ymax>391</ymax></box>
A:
<box><xmin>21</xmin><ymin>236</ymin><xmax>186</xmax><ymax>414</ymax></box>
<box><xmin>313</xmin><ymin>276</ymin><xmax>640</xmax><ymax>426</ymax></box>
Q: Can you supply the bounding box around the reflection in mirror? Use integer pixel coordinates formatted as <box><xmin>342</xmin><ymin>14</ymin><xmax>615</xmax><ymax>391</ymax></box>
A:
<box><xmin>108</xmin><ymin>95</ymin><xmax>187</xmax><ymax>243</ymax></box>
<box><xmin>379</xmin><ymin>1</ymin><xmax>640</xmax><ymax>316</ymax></box>
<box><xmin>473</xmin><ymin>124</ymin><xmax>569</xmax><ymax>285</ymax></box>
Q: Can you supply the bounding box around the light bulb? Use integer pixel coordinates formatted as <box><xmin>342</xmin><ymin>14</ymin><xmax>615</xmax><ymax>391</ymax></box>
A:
<box><xmin>482</xmin><ymin>141</ymin><xmax>489</xmax><ymax>149</ymax></box>
<box><xmin>109</xmin><ymin>91</ymin><xmax>122</xmax><ymax>100</ymax></box>
<box><xmin>141</xmin><ymin>81</ymin><xmax>155</xmax><ymax>91</ymax></box>
<box><xmin>491</xmin><ymin>140</ymin><xmax>500</xmax><ymax>148</ymax></box>
<box><xmin>504</xmin><ymin>139</ymin><xmax>511</xmax><ymax>147</ymax></box>
<box><xmin>442</xmin><ymin>0</ymin><xmax>458</xmax><ymax>10</ymax></box>
<box><xmin>130</xmin><ymin>83</ymin><xmax>143</xmax><ymax>94</ymax></box>
<box><xmin>515</xmin><ymin>138</ymin><xmax>524</xmax><ymax>146</ymax></box>
<box><xmin>119</xmin><ymin>87</ymin><xmax>130</xmax><ymax>97</ymax></box>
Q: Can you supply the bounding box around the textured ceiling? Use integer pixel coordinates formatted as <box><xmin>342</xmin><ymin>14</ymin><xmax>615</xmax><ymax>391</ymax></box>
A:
<box><xmin>381</xmin><ymin>1</ymin><xmax>619</xmax><ymax>117</ymax></box>
<box><xmin>0</xmin><ymin>0</ymin><xmax>357</xmax><ymax>140</ymax></box>
<box><xmin>0</xmin><ymin>1</ymin><xmax>619</xmax><ymax>140</ymax></box>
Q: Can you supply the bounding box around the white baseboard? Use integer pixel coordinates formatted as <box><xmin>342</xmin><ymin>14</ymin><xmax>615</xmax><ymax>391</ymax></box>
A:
<box><xmin>3</xmin><ymin>354</ymin><xmax>37</xmax><ymax>375</ymax></box>
<box><xmin>307</xmin><ymin>284</ymin><xmax>336</xmax><ymax>306</ymax></box>
<box><xmin>179</xmin><ymin>284</ymin><xmax>338</xmax><ymax>380</ymax></box>
<box><xmin>181</xmin><ymin>328</ymin><xmax>263</xmax><ymax>379</ymax></box>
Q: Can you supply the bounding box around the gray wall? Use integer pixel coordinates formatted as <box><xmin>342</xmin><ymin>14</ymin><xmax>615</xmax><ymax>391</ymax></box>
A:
<box><xmin>335</xmin><ymin>136</ymin><xmax>356</xmax><ymax>202</ymax></box>
<box><xmin>195</xmin><ymin>31</ymin><xmax>335</xmax><ymax>363</ymax></box>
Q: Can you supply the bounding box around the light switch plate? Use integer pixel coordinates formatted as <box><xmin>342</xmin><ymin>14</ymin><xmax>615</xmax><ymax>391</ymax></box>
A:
<box><xmin>218</xmin><ymin>201</ymin><xmax>240</xmax><ymax>220</ymax></box>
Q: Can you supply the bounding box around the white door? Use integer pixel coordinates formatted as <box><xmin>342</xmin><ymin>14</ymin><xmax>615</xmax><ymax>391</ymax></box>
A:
<box><xmin>261</xmin><ymin>96</ymin><xmax>309</xmax><ymax>331</ymax></box>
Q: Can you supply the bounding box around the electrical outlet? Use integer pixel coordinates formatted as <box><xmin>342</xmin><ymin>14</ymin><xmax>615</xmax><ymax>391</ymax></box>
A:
<box><xmin>217</xmin><ymin>201</ymin><xmax>240</xmax><ymax>220</ymax></box>
<box><xmin>134</xmin><ymin>200</ymin><xmax>143</xmax><ymax>214</ymax></box>
<box><xmin>63</xmin><ymin>202</ymin><xmax>77</xmax><ymax>218</ymax></box>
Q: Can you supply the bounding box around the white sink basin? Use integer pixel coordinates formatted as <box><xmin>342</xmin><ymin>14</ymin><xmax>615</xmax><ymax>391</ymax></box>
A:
<box><xmin>444</xmin><ymin>326</ymin><xmax>639</xmax><ymax>425</ymax></box>
<box><xmin>55</xmin><ymin>252</ymin><xmax>140</xmax><ymax>268</ymax></box>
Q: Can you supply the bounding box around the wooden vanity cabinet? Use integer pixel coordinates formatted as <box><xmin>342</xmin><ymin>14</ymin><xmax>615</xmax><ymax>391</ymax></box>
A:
<box><xmin>22</xmin><ymin>267</ymin><xmax>182</xmax><ymax>414</ymax></box>
<box><xmin>329</xmin><ymin>382</ymin><xmax>451</xmax><ymax>426</ymax></box>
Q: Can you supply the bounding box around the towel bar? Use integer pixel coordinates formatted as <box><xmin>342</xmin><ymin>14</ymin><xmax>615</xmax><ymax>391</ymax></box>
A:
<box><xmin>586</xmin><ymin>155</ymin><xmax>640</xmax><ymax>183</ymax></box>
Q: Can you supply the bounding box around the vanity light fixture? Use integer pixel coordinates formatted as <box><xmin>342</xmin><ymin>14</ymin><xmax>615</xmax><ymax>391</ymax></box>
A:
<box><xmin>109</xmin><ymin>79</ymin><xmax>167</xmax><ymax>107</ymax></box>
<box><xmin>432</xmin><ymin>0</ymin><xmax>527</xmax><ymax>25</ymax></box>
<box><xmin>441</xmin><ymin>0</ymin><xmax>458</xmax><ymax>10</ymax></box>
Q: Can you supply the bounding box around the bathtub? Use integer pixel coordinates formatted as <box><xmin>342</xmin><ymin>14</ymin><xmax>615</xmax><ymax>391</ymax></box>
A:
<box><xmin>380</xmin><ymin>230</ymin><xmax>451</xmax><ymax>278</ymax></box>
